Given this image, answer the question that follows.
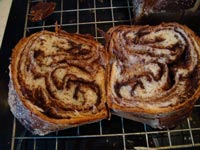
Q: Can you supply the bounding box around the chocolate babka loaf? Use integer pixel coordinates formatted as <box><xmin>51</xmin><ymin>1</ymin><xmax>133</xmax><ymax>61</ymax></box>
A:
<box><xmin>107</xmin><ymin>23</ymin><xmax>200</xmax><ymax>128</ymax></box>
<box><xmin>8</xmin><ymin>30</ymin><xmax>108</xmax><ymax>135</ymax></box>
<box><xmin>9</xmin><ymin>22</ymin><xmax>200</xmax><ymax>133</ymax></box>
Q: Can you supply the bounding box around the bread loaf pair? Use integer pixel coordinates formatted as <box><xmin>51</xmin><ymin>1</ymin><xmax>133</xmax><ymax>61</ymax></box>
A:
<box><xmin>9</xmin><ymin>23</ymin><xmax>200</xmax><ymax>135</ymax></box>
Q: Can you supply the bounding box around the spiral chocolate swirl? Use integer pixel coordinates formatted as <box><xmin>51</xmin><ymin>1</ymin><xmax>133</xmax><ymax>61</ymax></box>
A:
<box><xmin>10</xmin><ymin>30</ymin><xmax>108</xmax><ymax>121</ymax></box>
<box><xmin>107</xmin><ymin>23</ymin><xmax>200</xmax><ymax>115</ymax></box>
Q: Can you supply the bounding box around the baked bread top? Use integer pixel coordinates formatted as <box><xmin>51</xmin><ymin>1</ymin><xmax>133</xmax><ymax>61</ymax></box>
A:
<box><xmin>10</xmin><ymin>30</ymin><xmax>108</xmax><ymax>127</ymax></box>
<box><xmin>107</xmin><ymin>23</ymin><xmax>200</xmax><ymax>115</ymax></box>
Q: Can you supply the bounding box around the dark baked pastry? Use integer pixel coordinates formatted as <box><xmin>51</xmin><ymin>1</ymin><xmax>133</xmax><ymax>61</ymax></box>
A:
<box><xmin>8</xmin><ymin>30</ymin><xmax>108</xmax><ymax>135</ymax></box>
<box><xmin>29</xmin><ymin>2</ymin><xmax>56</xmax><ymax>22</ymax></box>
<box><xmin>107</xmin><ymin>23</ymin><xmax>200</xmax><ymax>128</ymax></box>
<box><xmin>132</xmin><ymin>0</ymin><xmax>200</xmax><ymax>23</ymax></box>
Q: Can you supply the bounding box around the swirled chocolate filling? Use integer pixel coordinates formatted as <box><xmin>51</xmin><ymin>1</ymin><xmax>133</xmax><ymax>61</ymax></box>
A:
<box><xmin>108</xmin><ymin>24</ymin><xmax>200</xmax><ymax>109</ymax></box>
<box><xmin>15</xmin><ymin>31</ymin><xmax>106</xmax><ymax>119</ymax></box>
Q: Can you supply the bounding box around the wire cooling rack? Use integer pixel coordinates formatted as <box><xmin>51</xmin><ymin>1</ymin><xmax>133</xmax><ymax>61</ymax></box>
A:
<box><xmin>10</xmin><ymin>0</ymin><xmax>200</xmax><ymax>149</ymax></box>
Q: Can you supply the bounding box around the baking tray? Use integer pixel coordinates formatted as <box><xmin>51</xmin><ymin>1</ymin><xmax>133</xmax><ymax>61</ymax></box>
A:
<box><xmin>0</xmin><ymin>0</ymin><xmax>200</xmax><ymax>149</ymax></box>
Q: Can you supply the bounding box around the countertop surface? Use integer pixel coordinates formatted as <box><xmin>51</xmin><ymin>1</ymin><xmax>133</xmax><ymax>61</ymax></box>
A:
<box><xmin>0</xmin><ymin>0</ymin><xmax>12</xmax><ymax>48</ymax></box>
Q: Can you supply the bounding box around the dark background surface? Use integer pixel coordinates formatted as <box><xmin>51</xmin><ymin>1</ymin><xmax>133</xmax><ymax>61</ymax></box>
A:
<box><xmin>0</xmin><ymin>0</ymin><xmax>27</xmax><ymax>149</ymax></box>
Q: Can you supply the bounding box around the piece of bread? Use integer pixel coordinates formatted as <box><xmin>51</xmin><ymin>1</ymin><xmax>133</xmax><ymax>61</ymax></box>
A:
<box><xmin>29</xmin><ymin>2</ymin><xmax>56</xmax><ymax>22</ymax></box>
<box><xmin>132</xmin><ymin>0</ymin><xmax>200</xmax><ymax>23</ymax></box>
<box><xmin>8</xmin><ymin>30</ymin><xmax>108</xmax><ymax>135</ymax></box>
<box><xmin>106</xmin><ymin>23</ymin><xmax>200</xmax><ymax>129</ymax></box>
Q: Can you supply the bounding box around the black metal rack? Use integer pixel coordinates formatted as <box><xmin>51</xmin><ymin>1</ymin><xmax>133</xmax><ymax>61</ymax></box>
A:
<box><xmin>4</xmin><ymin>0</ymin><xmax>200</xmax><ymax>149</ymax></box>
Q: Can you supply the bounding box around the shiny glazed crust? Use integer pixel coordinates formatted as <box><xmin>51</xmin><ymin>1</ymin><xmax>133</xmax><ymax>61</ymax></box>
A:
<box><xmin>8</xmin><ymin>30</ymin><xmax>108</xmax><ymax>135</ymax></box>
<box><xmin>107</xmin><ymin>23</ymin><xmax>200</xmax><ymax>128</ymax></box>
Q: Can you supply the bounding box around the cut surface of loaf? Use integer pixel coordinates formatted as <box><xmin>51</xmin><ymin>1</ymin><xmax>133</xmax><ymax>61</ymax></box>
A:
<box><xmin>107</xmin><ymin>23</ymin><xmax>200</xmax><ymax>128</ymax></box>
<box><xmin>8</xmin><ymin>30</ymin><xmax>108</xmax><ymax>135</ymax></box>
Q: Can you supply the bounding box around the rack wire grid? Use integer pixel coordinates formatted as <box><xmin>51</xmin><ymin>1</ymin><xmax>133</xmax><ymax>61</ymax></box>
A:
<box><xmin>10</xmin><ymin>0</ymin><xmax>200</xmax><ymax>150</ymax></box>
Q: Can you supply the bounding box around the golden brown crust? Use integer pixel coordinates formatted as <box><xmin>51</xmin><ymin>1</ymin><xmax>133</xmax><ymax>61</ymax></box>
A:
<box><xmin>107</xmin><ymin>23</ymin><xmax>200</xmax><ymax>128</ymax></box>
<box><xmin>9</xmin><ymin>30</ymin><xmax>108</xmax><ymax>135</ymax></box>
